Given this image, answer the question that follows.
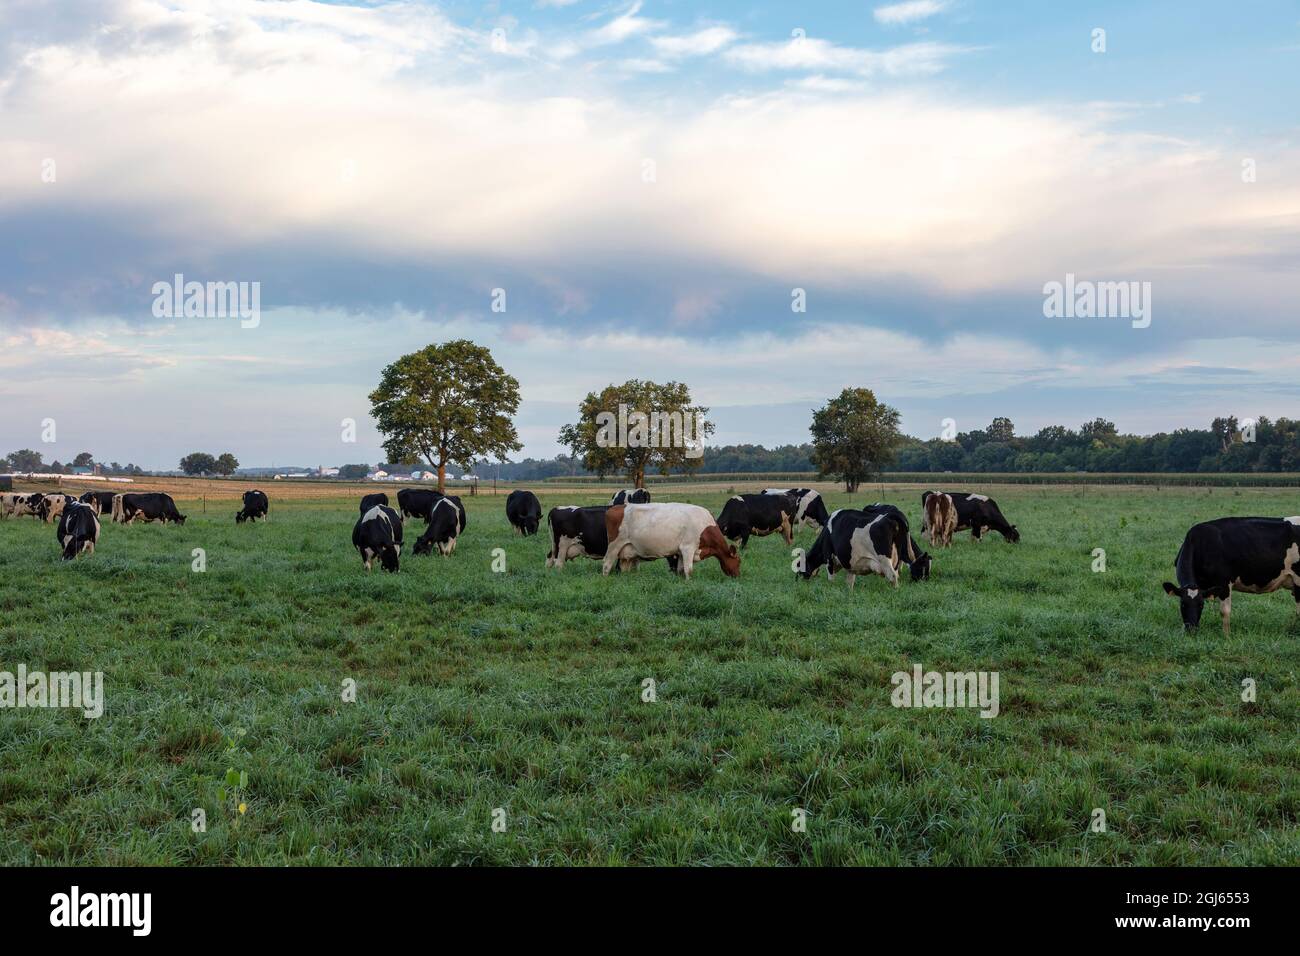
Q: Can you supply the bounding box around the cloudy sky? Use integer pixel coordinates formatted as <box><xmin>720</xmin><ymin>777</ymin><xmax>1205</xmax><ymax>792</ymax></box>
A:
<box><xmin>1</xmin><ymin>0</ymin><xmax>1297</xmax><ymax>469</ymax></box>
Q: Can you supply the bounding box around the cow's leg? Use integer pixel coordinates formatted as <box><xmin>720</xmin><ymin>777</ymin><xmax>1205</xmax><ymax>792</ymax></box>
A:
<box><xmin>602</xmin><ymin>536</ymin><xmax>629</xmax><ymax>575</ymax></box>
<box><xmin>678</xmin><ymin>545</ymin><xmax>695</xmax><ymax>579</ymax></box>
<box><xmin>1292</xmin><ymin>586</ymin><xmax>1300</xmax><ymax>614</ymax></box>
<box><xmin>845</xmin><ymin>571</ymin><xmax>856</xmax><ymax>590</ymax></box>
<box><xmin>1220</xmin><ymin>594</ymin><xmax>1231</xmax><ymax>636</ymax></box>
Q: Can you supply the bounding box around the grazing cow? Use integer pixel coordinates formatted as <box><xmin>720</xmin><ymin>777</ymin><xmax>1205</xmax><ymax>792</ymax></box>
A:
<box><xmin>545</xmin><ymin>506</ymin><xmax>611</xmax><ymax>568</ymax></box>
<box><xmin>923</xmin><ymin>492</ymin><xmax>957</xmax><ymax>548</ymax></box>
<box><xmin>413</xmin><ymin>496</ymin><xmax>463</xmax><ymax>556</ymax></box>
<box><xmin>235</xmin><ymin>489</ymin><xmax>270</xmax><ymax>523</ymax></box>
<box><xmin>79</xmin><ymin>491</ymin><xmax>116</xmax><ymax>515</ymax></box>
<box><xmin>921</xmin><ymin>491</ymin><xmax>1019</xmax><ymax>543</ymax></box>
<box><xmin>862</xmin><ymin>503</ymin><xmax>932</xmax><ymax>581</ymax></box>
<box><xmin>56</xmin><ymin>501</ymin><xmax>101</xmax><ymax>560</ymax></box>
<box><xmin>716</xmin><ymin>493</ymin><xmax>794</xmax><ymax>549</ymax></box>
<box><xmin>610</xmin><ymin>488</ymin><xmax>651</xmax><ymax>506</ymax></box>
<box><xmin>113</xmin><ymin>492</ymin><xmax>187</xmax><ymax>525</ymax></box>
<box><xmin>762</xmin><ymin>488</ymin><xmax>830</xmax><ymax>530</ymax></box>
<box><xmin>36</xmin><ymin>493</ymin><xmax>74</xmax><ymax>524</ymax></box>
<box><xmin>799</xmin><ymin>508</ymin><xmax>909</xmax><ymax>589</ymax></box>
<box><xmin>1</xmin><ymin>493</ymin><xmax>33</xmax><ymax>518</ymax></box>
<box><xmin>1163</xmin><ymin>516</ymin><xmax>1300</xmax><ymax>634</ymax></box>
<box><xmin>352</xmin><ymin>504</ymin><xmax>403</xmax><ymax>572</ymax></box>
<box><xmin>602</xmin><ymin>503</ymin><xmax>740</xmax><ymax>579</ymax></box>
<box><xmin>397</xmin><ymin>488</ymin><xmax>443</xmax><ymax>521</ymax></box>
<box><xmin>359</xmin><ymin>492</ymin><xmax>389</xmax><ymax>514</ymax></box>
<box><xmin>505</xmin><ymin>489</ymin><xmax>542</xmax><ymax>536</ymax></box>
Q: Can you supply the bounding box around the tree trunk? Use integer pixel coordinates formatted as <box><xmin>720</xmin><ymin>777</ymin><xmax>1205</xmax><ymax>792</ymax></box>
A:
<box><xmin>634</xmin><ymin>466</ymin><xmax>645</xmax><ymax>489</ymax></box>
<box><xmin>437</xmin><ymin>459</ymin><xmax>446</xmax><ymax>494</ymax></box>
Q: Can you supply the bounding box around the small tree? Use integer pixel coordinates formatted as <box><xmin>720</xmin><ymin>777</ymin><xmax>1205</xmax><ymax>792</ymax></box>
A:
<box><xmin>180</xmin><ymin>452</ymin><xmax>218</xmax><ymax>476</ymax></box>
<box><xmin>809</xmin><ymin>387</ymin><xmax>902</xmax><ymax>493</ymax></box>
<box><xmin>368</xmin><ymin>340</ymin><xmax>522</xmax><ymax>493</ymax></box>
<box><xmin>559</xmin><ymin>379</ymin><xmax>713</xmax><ymax>488</ymax></box>
<box><xmin>73</xmin><ymin>451</ymin><xmax>95</xmax><ymax>468</ymax></box>
<box><xmin>214</xmin><ymin>453</ymin><xmax>240</xmax><ymax>476</ymax></box>
<box><xmin>987</xmin><ymin>417</ymin><xmax>1015</xmax><ymax>444</ymax></box>
<box><xmin>338</xmin><ymin>464</ymin><xmax>370</xmax><ymax>480</ymax></box>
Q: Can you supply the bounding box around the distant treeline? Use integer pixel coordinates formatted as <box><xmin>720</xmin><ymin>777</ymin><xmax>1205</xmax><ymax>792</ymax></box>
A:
<box><xmin>892</xmin><ymin>416</ymin><xmax>1300</xmax><ymax>474</ymax></box>
<box><xmin>481</xmin><ymin>417</ymin><xmax>1300</xmax><ymax>477</ymax></box>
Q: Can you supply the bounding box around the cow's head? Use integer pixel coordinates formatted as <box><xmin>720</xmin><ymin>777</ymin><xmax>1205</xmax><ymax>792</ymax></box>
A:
<box><xmin>175</xmin><ymin>514</ymin><xmax>187</xmax><ymax>525</ymax></box>
<box><xmin>235</xmin><ymin>510</ymin><xmax>247</xmax><ymax>523</ymax></box>
<box><xmin>1162</xmin><ymin>582</ymin><xmax>1225</xmax><ymax>629</ymax></box>
<box><xmin>379</xmin><ymin>545</ymin><xmax>400</xmax><ymax>572</ymax></box>
<box><xmin>698</xmin><ymin>525</ymin><xmax>741</xmax><ymax>578</ymax></box>
<box><xmin>413</xmin><ymin>534</ymin><xmax>433</xmax><ymax>556</ymax></box>
<box><xmin>909</xmin><ymin>551</ymin><xmax>932</xmax><ymax>582</ymax></box>
<box><xmin>1004</xmin><ymin>525</ymin><xmax>1020</xmax><ymax>543</ymax></box>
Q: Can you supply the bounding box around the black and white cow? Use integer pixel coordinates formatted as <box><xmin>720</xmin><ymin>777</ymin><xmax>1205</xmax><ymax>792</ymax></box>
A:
<box><xmin>359</xmin><ymin>492</ymin><xmax>389</xmax><ymax>514</ymax></box>
<box><xmin>861</xmin><ymin>503</ymin><xmax>932</xmax><ymax>581</ymax></box>
<box><xmin>235</xmin><ymin>489</ymin><xmax>269</xmax><ymax>523</ymax></box>
<box><xmin>798</xmin><ymin>508</ymin><xmax>910</xmax><ymax>589</ymax></box>
<box><xmin>716</xmin><ymin>493</ymin><xmax>795</xmax><ymax>549</ymax></box>
<box><xmin>921</xmin><ymin>491</ymin><xmax>1019</xmax><ymax>543</ymax></box>
<box><xmin>545</xmin><ymin>506</ymin><xmax>611</xmax><ymax>568</ymax></box>
<box><xmin>413</xmin><ymin>496</ymin><xmax>463</xmax><ymax>556</ymax></box>
<box><xmin>352</xmin><ymin>504</ymin><xmax>403</xmax><ymax>572</ymax></box>
<box><xmin>506</xmin><ymin>489</ymin><xmax>542</xmax><ymax>536</ymax></box>
<box><xmin>1163</xmin><ymin>516</ymin><xmax>1300</xmax><ymax>634</ymax></box>
<box><xmin>56</xmin><ymin>500</ymin><xmax>101</xmax><ymax>560</ymax></box>
<box><xmin>79</xmin><ymin>490</ymin><xmax>117</xmax><ymax>515</ymax></box>
<box><xmin>610</xmin><ymin>488</ymin><xmax>651</xmax><ymax>505</ymax></box>
<box><xmin>397</xmin><ymin>488</ymin><xmax>443</xmax><ymax>521</ymax></box>
<box><xmin>1</xmin><ymin>493</ymin><xmax>36</xmax><ymax>518</ymax></box>
<box><xmin>762</xmin><ymin>488</ymin><xmax>830</xmax><ymax>530</ymax></box>
<box><xmin>36</xmin><ymin>493</ymin><xmax>74</xmax><ymax>524</ymax></box>
<box><xmin>113</xmin><ymin>492</ymin><xmax>187</xmax><ymax>525</ymax></box>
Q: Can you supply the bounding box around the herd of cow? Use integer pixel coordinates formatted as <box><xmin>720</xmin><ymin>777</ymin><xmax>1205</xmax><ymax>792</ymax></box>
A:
<box><xmin>4</xmin><ymin>484</ymin><xmax>1299</xmax><ymax>633</ymax></box>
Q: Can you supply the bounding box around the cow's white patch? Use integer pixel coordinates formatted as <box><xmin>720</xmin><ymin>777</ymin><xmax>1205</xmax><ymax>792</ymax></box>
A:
<box><xmin>968</xmin><ymin>493</ymin><xmax>989</xmax><ymax>502</ymax></box>
<box><xmin>1284</xmin><ymin>516</ymin><xmax>1300</xmax><ymax>526</ymax></box>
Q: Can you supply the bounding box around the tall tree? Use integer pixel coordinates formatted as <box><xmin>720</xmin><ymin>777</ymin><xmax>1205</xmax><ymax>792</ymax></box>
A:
<box><xmin>369</xmin><ymin>340</ymin><xmax>522</xmax><ymax>492</ymax></box>
<box><xmin>809</xmin><ymin>387</ymin><xmax>902</xmax><ymax>493</ymax></box>
<box><xmin>179</xmin><ymin>452</ymin><xmax>217</xmax><ymax>475</ymax></box>
<box><xmin>987</xmin><ymin>417</ymin><xmax>1015</xmax><ymax>443</ymax></box>
<box><xmin>5</xmin><ymin>449</ymin><xmax>44</xmax><ymax>471</ymax></box>
<box><xmin>73</xmin><ymin>451</ymin><xmax>95</xmax><ymax>467</ymax></box>
<box><xmin>215</xmin><ymin>452</ymin><xmax>240</xmax><ymax>476</ymax></box>
<box><xmin>559</xmin><ymin>379</ymin><xmax>713</xmax><ymax>488</ymax></box>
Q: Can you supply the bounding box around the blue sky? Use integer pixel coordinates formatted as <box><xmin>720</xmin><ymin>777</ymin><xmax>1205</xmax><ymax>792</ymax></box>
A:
<box><xmin>0</xmin><ymin>0</ymin><xmax>1297</xmax><ymax>468</ymax></box>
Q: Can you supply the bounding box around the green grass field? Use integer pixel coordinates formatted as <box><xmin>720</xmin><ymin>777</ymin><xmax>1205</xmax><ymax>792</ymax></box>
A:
<box><xmin>2</xmin><ymin>485</ymin><xmax>1298</xmax><ymax>865</ymax></box>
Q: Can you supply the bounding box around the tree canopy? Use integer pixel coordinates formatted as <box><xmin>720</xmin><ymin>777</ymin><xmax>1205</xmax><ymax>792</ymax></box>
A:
<box><xmin>809</xmin><ymin>387</ymin><xmax>903</xmax><ymax>492</ymax></box>
<box><xmin>558</xmin><ymin>379</ymin><xmax>713</xmax><ymax>488</ymax></box>
<box><xmin>369</xmin><ymin>340</ymin><xmax>522</xmax><ymax>492</ymax></box>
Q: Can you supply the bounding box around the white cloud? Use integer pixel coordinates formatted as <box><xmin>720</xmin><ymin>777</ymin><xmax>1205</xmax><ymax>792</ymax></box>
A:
<box><xmin>583</xmin><ymin>1</ymin><xmax>665</xmax><ymax>48</ymax></box>
<box><xmin>724</xmin><ymin>37</ymin><xmax>970</xmax><ymax>76</ymax></box>
<box><xmin>873</xmin><ymin>1</ymin><xmax>951</xmax><ymax>26</ymax></box>
<box><xmin>650</xmin><ymin>26</ymin><xmax>738</xmax><ymax>57</ymax></box>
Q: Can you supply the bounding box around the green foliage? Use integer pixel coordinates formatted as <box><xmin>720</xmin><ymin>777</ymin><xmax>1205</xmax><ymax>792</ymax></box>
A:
<box><xmin>179</xmin><ymin>452</ymin><xmax>218</xmax><ymax>476</ymax></box>
<box><xmin>809</xmin><ymin>387</ymin><xmax>903</xmax><ymax>492</ymax></box>
<box><xmin>5</xmin><ymin>449</ymin><xmax>44</xmax><ymax>471</ymax></box>
<box><xmin>215</xmin><ymin>453</ymin><xmax>240</xmax><ymax>477</ymax></box>
<box><xmin>369</xmin><ymin>340</ymin><xmax>522</xmax><ymax>491</ymax></box>
<box><xmin>559</xmin><ymin>379</ymin><xmax>713</xmax><ymax>487</ymax></box>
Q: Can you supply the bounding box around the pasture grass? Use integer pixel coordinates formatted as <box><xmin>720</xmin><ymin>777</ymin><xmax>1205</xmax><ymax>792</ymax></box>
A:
<box><xmin>1</xmin><ymin>486</ymin><xmax>1298</xmax><ymax>865</ymax></box>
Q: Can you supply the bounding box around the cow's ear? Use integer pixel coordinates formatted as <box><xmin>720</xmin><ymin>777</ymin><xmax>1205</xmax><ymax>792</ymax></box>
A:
<box><xmin>728</xmin><ymin>545</ymin><xmax>738</xmax><ymax>557</ymax></box>
<box><xmin>1162</xmin><ymin>582</ymin><xmax>1183</xmax><ymax>597</ymax></box>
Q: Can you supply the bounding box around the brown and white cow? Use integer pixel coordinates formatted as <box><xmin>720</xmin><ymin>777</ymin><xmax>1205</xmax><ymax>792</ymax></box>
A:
<box><xmin>923</xmin><ymin>492</ymin><xmax>957</xmax><ymax>548</ymax></box>
<box><xmin>602</xmin><ymin>503</ymin><xmax>740</xmax><ymax>579</ymax></box>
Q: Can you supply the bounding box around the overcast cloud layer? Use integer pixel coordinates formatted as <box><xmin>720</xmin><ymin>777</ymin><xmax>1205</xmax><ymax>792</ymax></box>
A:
<box><xmin>1</xmin><ymin>0</ymin><xmax>1297</xmax><ymax>467</ymax></box>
